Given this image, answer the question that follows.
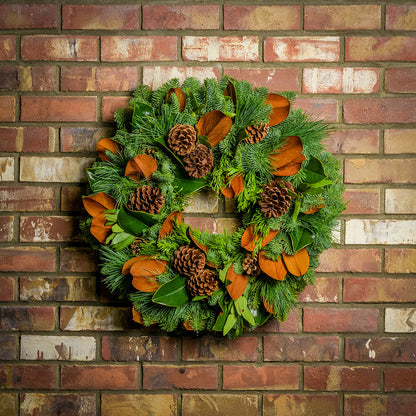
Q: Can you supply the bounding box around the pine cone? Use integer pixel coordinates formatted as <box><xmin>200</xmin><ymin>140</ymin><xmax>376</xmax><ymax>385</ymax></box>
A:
<box><xmin>259</xmin><ymin>179</ymin><xmax>295</xmax><ymax>218</ymax></box>
<box><xmin>130</xmin><ymin>185</ymin><xmax>165</xmax><ymax>214</ymax></box>
<box><xmin>130</xmin><ymin>237</ymin><xmax>147</xmax><ymax>255</ymax></box>
<box><xmin>168</xmin><ymin>124</ymin><xmax>197</xmax><ymax>156</ymax></box>
<box><xmin>183</xmin><ymin>144</ymin><xmax>214</xmax><ymax>178</ymax></box>
<box><xmin>242</xmin><ymin>253</ymin><xmax>261</xmax><ymax>276</ymax></box>
<box><xmin>245</xmin><ymin>124</ymin><xmax>270</xmax><ymax>144</ymax></box>
<box><xmin>187</xmin><ymin>269</ymin><xmax>219</xmax><ymax>297</ymax></box>
<box><xmin>172</xmin><ymin>245</ymin><xmax>205</xmax><ymax>277</ymax></box>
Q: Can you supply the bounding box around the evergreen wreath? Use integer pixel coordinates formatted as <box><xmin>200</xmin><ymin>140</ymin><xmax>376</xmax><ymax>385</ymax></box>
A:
<box><xmin>81</xmin><ymin>77</ymin><xmax>345</xmax><ymax>338</ymax></box>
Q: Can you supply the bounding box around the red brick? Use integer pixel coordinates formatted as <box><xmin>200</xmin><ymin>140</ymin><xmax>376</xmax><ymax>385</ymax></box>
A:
<box><xmin>21</xmin><ymin>36</ymin><xmax>97</xmax><ymax>61</ymax></box>
<box><xmin>254</xmin><ymin>309</ymin><xmax>299</xmax><ymax>333</ymax></box>
<box><xmin>0</xmin><ymin>35</ymin><xmax>16</xmax><ymax>60</ymax></box>
<box><xmin>224</xmin><ymin>68</ymin><xmax>299</xmax><ymax>92</ymax></box>
<box><xmin>143</xmin><ymin>365</ymin><xmax>217</xmax><ymax>389</ymax></box>
<box><xmin>0</xmin><ymin>5</ymin><xmax>57</xmax><ymax>29</ymax></box>
<box><xmin>317</xmin><ymin>249</ymin><xmax>382</xmax><ymax>273</ymax></box>
<box><xmin>385</xmin><ymin>249</ymin><xmax>416</xmax><ymax>274</ymax></box>
<box><xmin>224</xmin><ymin>6</ymin><xmax>299</xmax><ymax>30</ymax></box>
<box><xmin>0</xmin><ymin>247</ymin><xmax>55</xmax><ymax>272</ymax></box>
<box><xmin>143</xmin><ymin>5</ymin><xmax>219</xmax><ymax>30</ymax></box>
<box><xmin>303</xmin><ymin>307</ymin><xmax>379</xmax><ymax>333</ymax></box>
<box><xmin>0</xmin><ymin>364</ymin><xmax>56</xmax><ymax>389</ymax></box>
<box><xmin>386</xmin><ymin>68</ymin><xmax>416</xmax><ymax>93</ymax></box>
<box><xmin>61</xmin><ymin>365</ymin><xmax>137</xmax><ymax>390</ymax></box>
<box><xmin>101</xmin><ymin>36</ymin><xmax>177</xmax><ymax>62</ymax></box>
<box><xmin>0</xmin><ymin>96</ymin><xmax>15</xmax><ymax>121</ymax></box>
<box><xmin>298</xmin><ymin>277</ymin><xmax>339</xmax><ymax>303</ymax></box>
<box><xmin>0</xmin><ymin>335</ymin><xmax>16</xmax><ymax>360</ymax></box>
<box><xmin>0</xmin><ymin>276</ymin><xmax>14</xmax><ymax>301</ymax></box>
<box><xmin>20</xmin><ymin>216</ymin><xmax>79</xmax><ymax>243</ymax></box>
<box><xmin>182</xmin><ymin>336</ymin><xmax>257</xmax><ymax>361</ymax></box>
<box><xmin>63</xmin><ymin>5</ymin><xmax>138</xmax><ymax>30</ymax></box>
<box><xmin>61</xmin><ymin>66</ymin><xmax>137</xmax><ymax>92</ymax></box>
<box><xmin>0</xmin><ymin>186</ymin><xmax>56</xmax><ymax>211</ymax></box>
<box><xmin>0</xmin><ymin>306</ymin><xmax>55</xmax><ymax>331</ymax></box>
<box><xmin>304</xmin><ymin>365</ymin><xmax>380</xmax><ymax>391</ymax></box>
<box><xmin>326</xmin><ymin>129</ymin><xmax>379</xmax><ymax>154</ymax></box>
<box><xmin>345</xmin><ymin>394</ymin><xmax>416</xmax><ymax>416</ymax></box>
<box><xmin>0</xmin><ymin>217</ymin><xmax>13</xmax><ymax>242</ymax></box>
<box><xmin>346</xmin><ymin>337</ymin><xmax>416</xmax><ymax>363</ymax></box>
<box><xmin>21</xmin><ymin>96</ymin><xmax>96</xmax><ymax>122</ymax></box>
<box><xmin>264</xmin><ymin>336</ymin><xmax>339</xmax><ymax>362</ymax></box>
<box><xmin>0</xmin><ymin>65</ymin><xmax>18</xmax><ymax>89</ymax></box>
<box><xmin>293</xmin><ymin>98</ymin><xmax>337</xmax><ymax>122</ymax></box>
<box><xmin>21</xmin><ymin>66</ymin><xmax>57</xmax><ymax>91</ymax></box>
<box><xmin>346</xmin><ymin>37</ymin><xmax>416</xmax><ymax>61</ymax></box>
<box><xmin>386</xmin><ymin>5</ymin><xmax>416</xmax><ymax>30</ymax></box>
<box><xmin>305</xmin><ymin>6</ymin><xmax>380</xmax><ymax>30</ymax></box>
<box><xmin>61</xmin><ymin>186</ymin><xmax>83</xmax><ymax>212</ymax></box>
<box><xmin>60</xmin><ymin>248</ymin><xmax>98</xmax><ymax>273</ymax></box>
<box><xmin>265</xmin><ymin>37</ymin><xmax>340</xmax><ymax>62</ymax></box>
<box><xmin>343</xmin><ymin>190</ymin><xmax>380</xmax><ymax>215</ymax></box>
<box><xmin>102</xmin><ymin>97</ymin><xmax>129</xmax><ymax>122</ymax></box>
<box><xmin>102</xmin><ymin>336</ymin><xmax>177</xmax><ymax>361</ymax></box>
<box><xmin>0</xmin><ymin>127</ymin><xmax>52</xmax><ymax>152</ymax></box>
<box><xmin>385</xmin><ymin>368</ymin><xmax>416</xmax><ymax>391</ymax></box>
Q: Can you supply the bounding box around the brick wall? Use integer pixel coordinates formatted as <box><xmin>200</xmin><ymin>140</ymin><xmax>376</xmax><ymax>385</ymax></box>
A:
<box><xmin>0</xmin><ymin>2</ymin><xmax>415</xmax><ymax>415</ymax></box>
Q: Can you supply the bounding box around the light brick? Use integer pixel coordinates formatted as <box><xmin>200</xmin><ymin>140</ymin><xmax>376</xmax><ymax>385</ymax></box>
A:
<box><xmin>386</xmin><ymin>68</ymin><xmax>416</xmax><ymax>93</ymax></box>
<box><xmin>317</xmin><ymin>249</ymin><xmax>382</xmax><ymax>273</ymax></box>
<box><xmin>326</xmin><ymin>130</ymin><xmax>380</xmax><ymax>154</ymax></box>
<box><xmin>0</xmin><ymin>96</ymin><xmax>15</xmax><ymax>121</ymax></box>
<box><xmin>0</xmin><ymin>35</ymin><xmax>15</xmax><ymax>60</ymax></box>
<box><xmin>0</xmin><ymin>186</ymin><xmax>56</xmax><ymax>211</ymax></box>
<box><xmin>0</xmin><ymin>306</ymin><xmax>55</xmax><ymax>331</ymax></box>
<box><xmin>184</xmin><ymin>190</ymin><xmax>218</xmax><ymax>213</ymax></box>
<box><xmin>61</xmin><ymin>127</ymin><xmax>114</xmax><ymax>152</ymax></box>
<box><xmin>386</xmin><ymin>249</ymin><xmax>416</xmax><ymax>274</ymax></box>
<box><xmin>343</xmin><ymin>189</ymin><xmax>380</xmax><ymax>215</ymax></box>
<box><xmin>184</xmin><ymin>217</ymin><xmax>241</xmax><ymax>234</ymax></box>
<box><xmin>0</xmin><ymin>4</ymin><xmax>57</xmax><ymax>29</ymax></box>
<box><xmin>0</xmin><ymin>157</ymin><xmax>14</xmax><ymax>181</ymax></box>
<box><xmin>0</xmin><ymin>247</ymin><xmax>56</xmax><ymax>272</ymax></box>
<box><xmin>102</xmin><ymin>97</ymin><xmax>129</xmax><ymax>122</ymax></box>
<box><xmin>386</xmin><ymin>5</ymin><xmax>416</xmax><ymax>30</ymax></box>
<box><xmin>386</xmin><ymin>189</ymin><xmax>416</xmax><ymax>214</ymax></box>
<box><xmin>384</xmin><ymin>129</ymin><xmax>416</xmax><ymax>154</ymax></box>
<box><xmin>297</xmin><ymin>277</ymin><xmax>339</xmax><ymax>303</ymax></box>
<box><xmin>385</xmin><ymin>308</ymin><xmax>416</xmax><ymax>333</ymax></box>
<box><xmin>20</xmin><ymin>216</ymin><xmax>79</xmax><ymax>242</ymax></box>
<box><xmin>293</xmin><ymin>98</ymin><xmax>337</xmax><ymax>122</ymax></box>
<box><xmin>0</xmin><ymin>127</ymin><xmax>53</xmax><ymax>152</ymax></box>
<box><xmin>345</xmin><ymin>394</ymin><xmax>416</xmax><ymax>416</ymax></box>
<box><xmin>0</xmin><ymin>217</ymin><xmax>13</xmax><ymax>242</ymax></box>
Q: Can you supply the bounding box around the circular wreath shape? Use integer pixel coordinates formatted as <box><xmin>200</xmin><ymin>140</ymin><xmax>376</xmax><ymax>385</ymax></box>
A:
<box><xmin>82</xmin><ymin>77</ymin><xmax>345</xmax><ymax>338</ymax></box>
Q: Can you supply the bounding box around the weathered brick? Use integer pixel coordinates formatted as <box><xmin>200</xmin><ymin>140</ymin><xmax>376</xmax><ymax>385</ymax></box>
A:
<box><xmin>20</xmin><ymin>216</ymin><xmax>79</xmax><ymax>242</ymax></box>
<box><xmin>183</xmin><ymin>394</ymin><xmax>258</xmax><ymax>416</ymax></box>
<box><xmin>102</xmin><ymin>394</ymin><xmax>177</xmax><ymax>416</ymax></box>
<box><xmin>345</xmin><ymin>159</ymin><xmax>416</xmax><ymax>184</ymax></box>
<box><xmin>2</xmin><ymin>65</ymin><xmax>57</xmax><ymax>91</ymax></box>
<box><xmin>102</xmin><ymin>336</ymin><xmax>177</xmax><ymax>361</ymax></box>
<box><xmin>102</xmin><ymin>97</ymin><xmax>129</xmax><ymax>122</ymax></box>
<box><xmin>63</xmin><ymin>5</ymin><xmax>138</xmax><ymax>30</ymax></box>
<box><xmin>0</xmin><ymin>65</ymin><xmax>18</xmax><ymax>89</ymax></box>
<box><xmin>101</xmin><ymin>36</ymin><xmax>177</xmax><ymax>62</ymax></box>
<box><xmin>265</xmin><ymin>37</ymin><xmax>340</xmax><ymax>62</ymax></box>
<box><xmin>21</xmin><ymin>36</ymin><xmax>97</xmax><ymax>61</ymax></box>
<box><xmin>0</xmin><ymin>96</ymin><xmax>15</xmax><ymax>121</ymax></box>
<box><xmin>143</xmin><ymin>66</ymin><xmax>219</xmax><ymax>90</ymax></box>
<box><xmin>182</xmin><ymin>336</ymin><xmax>257</xmax><ymax>361</ymax></box>
<box><xmin>61</xmin><ymin>126</ymin><xmax>114</xmax><ymax>152</ymax></box>
<box><xmin>61</xmin><ymin>66</ymin><xmax>137</xmax><ymax>92</ymax></box>
<box><xmin>264</xmin><ymin>394</ymin><xmax>338</xmax><ymax>416</ymax></box>
<box><xmin>0</xmin><ymin>127</ymin><xmax>53</xmax><ymax>152</ymax></box>
<box><xmin>386</xmin><ymin>189</ymin><xmax>416</xmax><ymax>214</ymax></box>
<box><xmin>344</xmin><ymin>394</ymin><xmax>416</xmax><ymax>416</ymax></box>
<box><xmin>0</xmin><ymin>364</ymin><xmax>56</xmax><ymax>389</ymax></box>
<box><xmin>0</xmin><ymin>217</ymin><xmax>14</xmax><ymax>242</ymax></box>
<box><xmin>0</xmin><ymin>4</ymin><xmax>57</xmax><ymax>29</ymax></box>
<box><xmin>298</xmin><ymin>277</ymin><xmax>339</xmax><ymax>303</ymax></box>
<box><xmin>224</xmin><ymin>6</ymin><xmax>300</xmax><ymax>30</ymax></box>
<box><xmin>0</xmin><ymin>35</ymin><xmax>15</xmax><ymax>60</ymax></box>
<box><xmin>0</xmin><ymin>157</ymin><xmax>14</xmax><ymax>181</ymax></box>
<box><xmin>0</xmin><ymin>276</ymin><xmax>14</xmax><ymax>301</ymax></box>
<box><xmin>304</xmin><ymin>307</ymin><xmax>378</xmax><ymax>333</ymax></box>
<box><xmin>343</xmin><ymin>189</ymin><xmax>380</xmax><ymax>215</ymax></box>
<box><xmin>143</xmin><ymin>365</ymin><xmax>217</xmax><ymax>389</ymax></box>
<box><xmin>385</xmin><ymin>308</ymin><xmax>416</xmax><ymax>333</ymax></box>
<box><xmin>60</xmin><ymin>247</ymin><xmax>98</xmax><ymax>273</ymax></box>
<box><xmin>0</xmin><ymin>393</ymin><xmax>15</xmax><ymax>415</ymax></box>
<box><xmin>385</xmin><ymin>368</ymin><xmax>416</xmax><ymax>391</ymax></box>
<box><xmin>304</xmin><ymin>366</ymin><xmax>380</xmax><ymax>391</ymax></box>
<box><xmin>254</xmin><ymin>309</ymin><xmax>299</xmax><ymax>334</ymax></box>
<box><xmin>143</xmin><ymin>5</ymin><xmax>219</xmax><ymax>30</ymax></box>
<box><xmin>0</xmin><ymin>247</ymin><xmax>55</xmax><ymax>272</ymax></box>
<box><xmin>20</xmin><ymin>276</ymin><xmax>95</xmax><ymax>301</ymax></box>
<box><xmin>293</xmin><ymin>98</ymin><xmax>337</xmax><ymax>122</ymax></box>
<box><xmin>61</xmin><ymin>186</ymin><xmax>83</xmax><ymax>212</ymax></box>
<box><xmin>0</xmin><ymin>186</ymin><xmax>56</xmax><ymax>211</ymax></box>
<box><xmin>386</xmin><ymin>68</ymin><xmax>416</xmax><ymax>93</ymax></box>
<box><xmin>317</xmin><ymin>249</ymin><xmax>382</xmax><ymax>273</ymax></box>
<box><xmin>386</xmin><ymin>5</ymin><xmax>416</xmax><ymax>30</ymax></box>
<box><xmin>345</xmin><ymin>337</ymin><xmax>416</xmax><ymax>363</ymax></box>
<box><xmin>305</xmin><ymin>6</ymin><xmax>381</xmax><ymax>30</ymax></box>
<box><xmin>384</xmin><ymin>129</ymin><xmax>416</xmax><ymax>154</ymax></box>
<box><xmin>264</xmin><ymin>336</ymin><xmax>339</xmax><ymax>362</ymax></box>
<box><xmin>346</xmin><ymin>37</ymin><xmax>416</xmax><ymax>61</ymax></box>
<box><xmin>0</xmin><ymin>335</ymin><xmax>17</xmax><ymax>360</ymax></box>
<box><xmin>21</xmin><ymin>96</ymin><xmax>96</xmax><ymax>122</ymax></box>
<box><xmin>183</xmin><ymin>190</ymin><xmax>218</xmax><ymax>214</ymax></box>
<box><xmin>385</xmin><ymin>249</ymin><xmax>416</xmax><ymax>274</ymax></box>
<box><xmin>0</xmin><ymin>306</ymin><xmax>55</xmax><ymax>331</ymax></box>
<box><xmin>61</xmin><ymin>365</ymin><xmax>137</xmax><ymax>390</ymax></box>
<box><xmin>184</xmin><ymin>216</ymin><xmax>240</xmax><ymax>234</ymax></box>
<box><xmin>21</xmin><ymin>393</ymin><xmax>96</xmax><ymax>416</ymax></box>
<box><xmin>20</xmin><ymin>156</ymin><xmax>94</xmax><ymax>183</ymax></box>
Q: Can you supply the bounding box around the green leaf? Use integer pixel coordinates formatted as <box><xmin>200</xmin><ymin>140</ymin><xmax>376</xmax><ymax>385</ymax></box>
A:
<box><xmin>132</xmin><ymin>101</ymin><xmax>154</xmax><ymax>121</ymax></box>
<box><xmin>117</xmin><ymin>205</ymin><xmax>158</xmax><ymax>235</ymax></box>
<box><xmin>223</xmin><ymin>309</ymin><xmax>237</xmax><ymax>336</ymax></box>
<box><xmin>173</xmin><ymin>177</ymin><xmax>206</xmax><ymax>195</ymax></box>
<box><xmin>112</xmin><ymin>231</ymin><xmax>134</xmax><ymax>246</ymax></box>
<box><xmin>152</xmin><ymin>276</ymin><xmax>189</xmax><ymax>307</ymax></box>
<box><xmin>197</xmin><ymin>135</ymin><xmax>212</xmax><ymax>149</ymax></box>
<box><xmin>253</xmin><ymin>307</ymin><xmax>271</xmax><ymax>326</ymax></box>
<box><xmin>292</xmin><ymin>199</ymin><xmax>302</xmax><ymax>222</ymax></box>
<box><xmin>112</xmin><ymin>233</ymin><xmax>135</xmax><ymax>251</ymax></box>
<box><xmin>309</xmin><ymin>178</ymin><xmax>333</xmax><ymax>189</ymax></box>
<box><xmin>192</xmin><ymin>295</ymin><xmax>208</xmax><ymax>301</ymax></box>
<box><xmin>154</xmin><ymin>136</ymin><xmax>184</xmax><ymax>167</ymax></box>
<box><xmin>235</xmin><ymin>296</ymin><xmax>256</xmax><ymax>326</ymax></box>
<box><xmin>218</xmin><ymin>266</ymin><xmax>229</xmax><ymax>284</ymax></box>
<box><xmin>303</xmin><ymin>156</ymin><xmax>327</xmax><ymax>185</ymax></box>
<box><xmin>112</xmin><ymin>224</ymin><xmax>124</xmax><ymax>233</ymax></box>
<box><xmin>289</xmin><ymin>227</ymin><xmax>314</xmax><ymax>252</ymax></box>
<box><xmin>213</xmin><ymin>308</ymin><xmax>228</xmax><ymax>332</ymax></box>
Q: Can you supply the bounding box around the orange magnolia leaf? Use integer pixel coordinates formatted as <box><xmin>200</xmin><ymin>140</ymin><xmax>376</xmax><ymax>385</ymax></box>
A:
<box><xmin>189</xmin><ymin>229</ymin><xmax>209</xmax><ymax>253</ymax></box>
<box><xmin>125</xmin><ymin>154</ymin><xmax>158</xmax><ymax>181</ymax></box>
<box><xmin>304</xmin><ymin>203</ymin><xmax>325</xmax><ymax>215</ymax></box>
<box><xmin>96</xmin><ymin>138</ymin><xmax>120</xmax><ymax>162</ymax></box>
<box><xmin>269</xmin><ymin>136</ymin><xmax>303</xmax><ymax>170</ymax></box>
<box><xmin>266</xmin><ymin>94</ymin><xmax>290</xmax><ymax>127</ymax></box>
<box><xmin>196</xmin><ymin>110</ymin><xmax>233</xmax><ymax>147</ymax></box>
<box><xmin>223</xmin><ymin>80</ymin><xmax>237</xmax><ymax>105</ymax></box>
<box><xmin>272</xmin><ymin>162</ymin><xmax>302</xmax><ymax>177</ymax></box>
<box><xmin>241</xmin><ymin>225</ymin><xmax>279</xmax><ymax>252</ymax></box>
<box><xmin>132</xmin><ymin>274</ymin><xmax>160</xmax><ymax>292</ymax></box>
<box><xmin>82</xmin><ymin>192</ymin><xmax>116</xmax><ymax>218</ymax></box>
<box><xmin>258</xmin><ymin>251</ymin><xmax>287</xmax><ymax>281</ymax></box>
<box><xmin>132</xmin><ymin>307</ymin><xmax>144</xmax><ymax>324</ymax></box>
<box><xmin>90</xmin><ymin>212</ymin><xmax>112</xmax><ymax>243</ymax></box>
<box><xmin>159</xmin><ymin>210</ymin><xmax>183</xmax><ymax>239</ymax></box>
<box><xmin>263</xmin><ymin>297</ymin><xmax>274</xmax><ymax>314</ymax></box>
<box><xmin>221</xmin><ymin>173</ymin><xmax>244</xmax><ymax>199</ymax></box>
<box><xmin>122</xmin><ymin>255</ymin><xmax>166</xmax><ymax>275</ymax></box>
<box><xmin>166</xmin><ymin>87</ymin><xmax>186</xmax><ymax>112</ymax></box>
<box><xmin>130</xmin><ymin>258</ymin><xmax>168</xmax><ymax>277</ymax></box>
<box><xmin>282</xmin><ymin>248</ymin><xmax>310</xmax><ymax>277</ymax></box>
<box><xmin>226</xmin><ymin>264</ymin><xmax>248</xmax><ymax>300</ymax></box>
<box><xmin>183</xmin><ymin>320</ymin><xmax>193</xmax><ymax>331</ymax></box>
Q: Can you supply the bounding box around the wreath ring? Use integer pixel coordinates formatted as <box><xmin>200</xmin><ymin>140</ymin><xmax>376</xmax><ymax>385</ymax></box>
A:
<box><xmin>81</xmin><ymin>77</ymin><xmax>345</xmax><ymax>338</ymax></box>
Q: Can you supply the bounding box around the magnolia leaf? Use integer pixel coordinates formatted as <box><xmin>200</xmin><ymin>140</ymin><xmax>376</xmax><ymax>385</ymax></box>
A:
<box><xmin>153</xmin><ymin>136</ymin><xmax>184</xmax><ymax>167</ymax></box>
<box><xmin>159</xmin><ymin>210</ymin><xmax>183</xmax><ymax>239</ymax></box>
<box><xmin>258</xmin><ymin>251</ymin><xmax>287</xmax><ymax>281</ymax></box>
<box><xmin>221</xmin><ymin>173</ymin><xmax>244</xmax><ymax>199</ymax></box>
<box><xmin>223</xmin><ymin>310</ymin><xmax>237</xmax><ymax>336</ymax></box>
<box><xmin>112</xmin><ymin>233</ymin><xmax>136</xmax><ymax>251</ymax></box>
<box><xmin>303</xmin><ymin>156</ymin><xmax>327</xmax><ymax>185</ymax></box>
<box><xmin>196</xmin><ymin>110</ymin><xmax>232</xmax><ymax>147</ymax></box>
<box><xmin>282</xmin><ymin>248</ymin><xmax>310</xmax><ymax>277</ymax></box>
<box><xmin>223</xmin><ymin>79</ymin><xmax>237</xmax><ymax>105</ymax></box>
<box><xmin>125</xmin><ymin>154</ymin><xmax>158</xmax><ymax>180</ymax></box>
<box><xmin>152</xmin><ymin>276</ymin><xmax>189</xmax><ymax>307</ymax></box>
<box><xmin>173</xmin><ymin>177</ymin><xmax>207</xmax><ymax>195</ymax></box>
<box><xmin>226</xmin><ymin>264</ymin><xmax>248</xmax><ymax>300</ymax></box>
<box><xmin>83</xmin><ymin>192</ymin><xmax>116</xmax><ymax>218</ymax></box>
<box><xmin>132</xmin><ymin>307</ymin><xmax>144</xmax><ymax>324</ymax></box>
<box><xmin>289</xmin><ymin>227</ymin><xmax>315</xmax><ymax>252</ymax></box>
<box><xmin>118</xmin><ymin>205</ymin><xmax>157</xmax><ymax>235</ymax></box>
<box><xmin>112</xmin><ymin>224</ymin><xmax>124</xmax><ymax>233</ymax></box>
<box><xmin>266</xmin><ymin>93</ymin><xmax>290</xmax><ymax>126</ymax></box>
<box><xmin>133</xmin><ymin>101</ymin><xmax>154</xmax><ymax>121</ymax></box>
<box><xmin>241</xmin><ymin>225</ymin><xmax>279</xmax><ymax>252</ymax></box>
<box><xmin>166</xmin><ymin>87</ymin><xmax>186</xmax><ymax>112</ymax></box>
<box><xmin>96</xmin><ymin>138</ymin><xmax>121</xmax><ymax>162</ymax></box>
<box><xmin>254</xmin><ymin>307</ymin><xmax>271</xmax><ymax>326</ymax></box>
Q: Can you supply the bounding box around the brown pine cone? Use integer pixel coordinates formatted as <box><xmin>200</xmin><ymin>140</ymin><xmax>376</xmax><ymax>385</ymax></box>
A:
<box><xmin>187</xmin><ymin>269</ymin><xmax>219</xmax><ymax>297</ymax></box>
<box><xmin>130</xmin><ymin>185</ymin><xmax>165</xmax><ymax>214</ymax></box>
<box><xmin>172</xmin><ymin>245</ymin><xmax>205</xmax><ymax>277</ymax></box>
<box><xmin>259</xmin><ymin>179</ymin><xmax>295</xmax><ymax>218</ymax></box>
<box><xmin>242</xmin><ymin>253</ymin><xmax>261</xmax><ymax>276</ymax></box>
<box><xmin>130</xmin><ymin>237</ymin><xmax>147</xmax><ymax>255</ymax></box>
<box><xmin>245</xmin><ymin>124</ymin><xmax>270</xmax><ymax>144</ymax></box>
<box><xmin>183</xmin><ymin>144</ymin><xmax>214</xmax><ymax>178</ymax></box>
<box><xmin>168</xmin><ymin>124</ymin><xmax>197</xmax><ymax>156</ymax></box>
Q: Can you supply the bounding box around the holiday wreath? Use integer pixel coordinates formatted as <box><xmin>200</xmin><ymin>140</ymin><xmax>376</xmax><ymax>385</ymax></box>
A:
<box><xmin>81</xmin><ymin>77</ymin><xmax>345</xmax><ymax>338</ymax></box>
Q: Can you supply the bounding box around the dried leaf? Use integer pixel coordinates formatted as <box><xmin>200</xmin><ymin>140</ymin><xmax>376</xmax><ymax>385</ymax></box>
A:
<box><xmin>303</xmin><ymin>203</ymin><xmax>325</xmax><ymax>215</ymax></box>
<box><xmin>82</xmin><ymin>192</ymin><xmax>116</xmax><ymax>218</ymax></box>
<box><xmin>132</xmin><ymin>274</ymin><xmax>160</xmax><ymax>292</ymax></box>
<box><xmin>263</xmin><ymin>297</ymin><xmax>274</xmax><ymax>314</ymax></box>
<box><xmin>282</xmin><ymin>248</ymin><xmax>310</xmax><ymax>277</ymax></box>
<box><xmin>196</xmin><ymin>110</ymin><xmax>232</xmax><ymax>147</ymax></box>
<box><xmin>272</xmin><ymin>162</ymin><xmax>302</xmax><ymax>177</ymax></box>
<box><xmin>90</xmin><ymin>212</ymin><xmax>112</xmax><ymax>243</ymax></box>
<box><xmin>183</xmin><ymin>320</ymin><xmax>193</xmax><ymax>331</ymax></box>
<box><xmin>96</xmin><ymin>138</ymin><xmax>120</xmax><ymax>162</ymax></box>
<box><xmin>188</xmin><ymin>228</ymin><xmax>209</xmax><ymax>253</ymax></box>
<box><xmin>166</xmin><ymin>87</ymin><xmax>186</xmax><ymax>112</ymax></box>
<box><xmin>269</xmin><ymin>136</ymin><xmax>303</xmax><ymax>169</ymax></box>
<box><xmin>226</xmin><ymin>264</ymin><xmax>248</xmax><ymax>300</ymax></box>
<box><xmin>125</xmin><ymin>154</ymin><xmax>158</xmax><ymax>180</ymax></box>
<box><xmin>258</xmin><ymin>251</ymin><xmax>287</xmax><ymax>281</ymax></box>
<box><xmin>132</xmin><ymin>307</ymin><xmax>143</xmax><ymax>324</ymax></box>
<box><xmin>221</xmin><ymin>173</ymin><xmax>244</xmax><ymax>198</ymax></box>
<box><xmin>241</xmin><ymin>225</ymin><xmax>279</xmax><ymax>252</ymax></box>
<box><xmin>130</xmin><ymin>258</ymin><xmax>168</xmax><ymax>277</ymax></box>
<box><xmin>223</xmin><ymin>80</ymin><xmax>237</xmax><ymax>105</ymax></box>
<box><xmin>159</xmin><ymin>210</ymin><xmax>183</xmax><ymax>239</ymax></box>
<box><xmin>266</xmin><ymin>93</ymin><xmax>290</xmax><ymax>126</ymax></box>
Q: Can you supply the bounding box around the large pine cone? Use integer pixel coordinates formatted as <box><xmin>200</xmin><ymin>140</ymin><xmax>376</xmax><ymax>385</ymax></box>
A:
<box><xmin>183</xmin><ymin>144</ymin><xmax>214</xmax><ymax>178</ymax></box>
<box><xmin>259</xmin><ymin>179</ymin><xmax>295</xmax><ymax>218</ymax></box>
<box><xmin>172</xmin><ymin>245</ymin><xmax>205</xmax><ymax>277</ymax></box>
<box><xmin>245</xmin><ymin>124</ymin><xmax>270</xmax><ymax>144</ymax></box>
<box><xmin>242</xmin><ymin>253</ymin><xmax>260</xmax><ymax>276</ymax></box>
<box><xmin>130</xmin><ymin>185</ymin><xmax>165</xmax><ymax>214</ymax></box>
<box><xmin>168</xmin><ymin>124</ymin><xmax>197</xmax><ymax>156</ymax></box>
<box><xmin>187</xmin><ymin>269</ymin><xmax>219</xmax><ymax>297</ymax></box>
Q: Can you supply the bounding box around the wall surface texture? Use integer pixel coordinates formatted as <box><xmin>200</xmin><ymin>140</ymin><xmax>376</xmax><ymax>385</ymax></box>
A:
<box><xmin>0</xmin><ymin>1</ymin><xmax>415</xmax><ymax>415</ymax></box>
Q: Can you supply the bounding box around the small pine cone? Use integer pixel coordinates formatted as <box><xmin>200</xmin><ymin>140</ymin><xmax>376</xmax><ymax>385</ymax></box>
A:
<box><xmin>172</xmin><ymin>245</ymin><xmax>205</xmax><ymax>277</ymax></box>
<box><xmin>259</xmin><ymin>179</ymin><xmax>295</xmax><ymax>218</ymax></box>
<box><xmin>242</xmin><ymin>253</ymin><xmax>261</xmax><ymax>276</ymax></box>
<box><xmin>144</xmin><ymin>148</ymin><xmax>155</xmax><ymax>156</ymax></box>
<box><xmin>187</xmin><ymin>269</ymin><xmax>219</xmax><ymax>297</ymax></box>
<box><xmin>130</xmin><ymin>237</ymin><xmax>147</xmax><ymax>255</ymax></box>
<box><xmin>130</xmin><ymin>185</ymin><xmax>165</xmax><ymax>214</ymax></box>
<box><xmin>245</xmin><ymin>124</ymin><xmax>270</xmax><ymax>144</ymax></box>
<box><xmin>168</xmin><ymin>124</ymin><xmax>197</xmax><ymax>156</ymax></box>
<box><xmin>183</xmin><ymin>144</ymin><xmax>214</xmax><ymax>178</ymax></box>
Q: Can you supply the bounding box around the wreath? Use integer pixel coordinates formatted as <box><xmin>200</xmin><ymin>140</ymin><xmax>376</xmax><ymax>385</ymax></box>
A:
<box><xmin>81</xmin><ymin>77</ymin><xmax>345</xmax><ymax>338</ymax></box>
